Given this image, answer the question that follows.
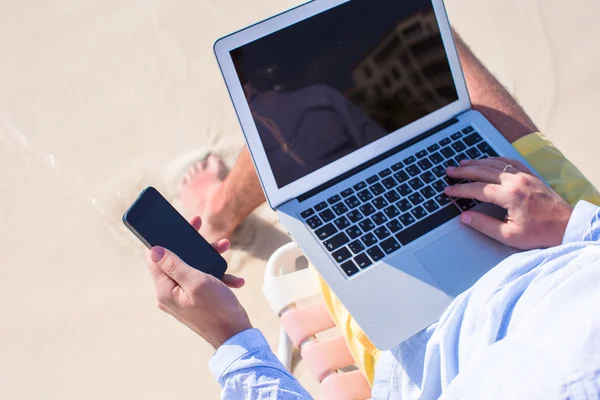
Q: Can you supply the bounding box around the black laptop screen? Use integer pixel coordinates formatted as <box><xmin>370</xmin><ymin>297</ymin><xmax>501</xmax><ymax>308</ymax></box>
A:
<box><xmin>230</xmin><ymin>0</ymin><xmax>458</xmax><ymax>189</ymax></box>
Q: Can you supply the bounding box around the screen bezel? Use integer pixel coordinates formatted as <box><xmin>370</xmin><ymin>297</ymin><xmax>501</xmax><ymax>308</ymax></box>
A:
<box><xmin>214</xmin><ymin>0</ymin><xmax>471</xmax><ymax>209</ymax></box>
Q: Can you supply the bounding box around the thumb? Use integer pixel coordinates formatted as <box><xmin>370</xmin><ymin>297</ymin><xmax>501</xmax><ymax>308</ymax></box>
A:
<box><xmin>461</xmin><ymin>211</ymin><xmax>510</xmax><ymax>244</ymax></box>
<box><xmin>150</xmin><ymin>247</ymin><xmax>199</xmax><ymax>288</ymax></box>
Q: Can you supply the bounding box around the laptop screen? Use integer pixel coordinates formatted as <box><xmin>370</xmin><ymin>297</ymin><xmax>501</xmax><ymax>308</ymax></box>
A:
<box><xmin>231</xmin><ymin>0</ymin><xmax>458</xmax><ymax>189</ymax></box>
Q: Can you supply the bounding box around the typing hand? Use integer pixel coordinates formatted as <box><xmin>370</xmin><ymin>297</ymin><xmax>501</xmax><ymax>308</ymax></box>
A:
<box><xmin>146</xmin><ymin>216</ymin><xmax>252</xmax><ymax>349</ymax></box>
<box><xmin>444</xmin><ymin>158</ymin><xmax>573</xmax><ymax>250</ymax></box>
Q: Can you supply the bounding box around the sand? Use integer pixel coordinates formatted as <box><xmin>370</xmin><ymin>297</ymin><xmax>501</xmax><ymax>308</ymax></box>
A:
<box><xmin>1</xmin><ymin>0</ymin><xmax>599</xmax><ymax>398</ymax></box>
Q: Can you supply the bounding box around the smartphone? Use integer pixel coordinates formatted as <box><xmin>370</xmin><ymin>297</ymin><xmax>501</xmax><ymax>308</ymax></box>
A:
<box><xmin>122</xmin><ymin>187</ymin><xmax>228</xmax><ymax>279</ymax></box>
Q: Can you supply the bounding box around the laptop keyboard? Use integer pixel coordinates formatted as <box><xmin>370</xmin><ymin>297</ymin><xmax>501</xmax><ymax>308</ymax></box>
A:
<box><xmin>299</xmin><ymin>126</ymin><xmax>499</xmax><ymax>278</ymax></box>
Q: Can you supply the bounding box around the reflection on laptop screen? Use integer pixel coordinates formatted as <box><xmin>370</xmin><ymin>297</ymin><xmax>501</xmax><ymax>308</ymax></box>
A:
<box><xmin>231</xmin><ymin>0</ymin><xmax>458</xmax><ymax>189</ymax></box>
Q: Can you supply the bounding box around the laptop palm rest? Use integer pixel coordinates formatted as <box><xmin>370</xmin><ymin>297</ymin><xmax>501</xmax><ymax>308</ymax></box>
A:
<box><xmin>415</xmin><ymin>226</ymin><xmax>511</xmax><ymax>298</ymax></box>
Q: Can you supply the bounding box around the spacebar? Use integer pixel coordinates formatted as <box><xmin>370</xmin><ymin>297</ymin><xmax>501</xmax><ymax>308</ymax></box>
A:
<box><xmin>395</xmin><ymin>205</ymin><xmax>461</xmax><ymax>245</ymax></box>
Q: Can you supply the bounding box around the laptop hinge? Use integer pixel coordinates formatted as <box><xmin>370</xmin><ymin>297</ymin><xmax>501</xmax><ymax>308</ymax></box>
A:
<box><xmin>297</xmin><ymin>117</ymin><xmax>460</xmax><ymax>203</ymax></box>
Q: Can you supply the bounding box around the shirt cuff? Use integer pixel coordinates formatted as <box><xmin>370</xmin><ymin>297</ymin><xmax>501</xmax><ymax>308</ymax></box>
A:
<box><xmin>562</xmin><ymin>200</ymin><xmax>598</xmax><ymax>244</ymax></box>
<box><xmin>208</xmin><ymin>328</ymin><xmax>271</xmax><ymax>384</ymax></box>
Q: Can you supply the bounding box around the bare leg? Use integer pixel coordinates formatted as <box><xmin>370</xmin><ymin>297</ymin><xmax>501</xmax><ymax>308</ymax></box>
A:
<box><xmin>454</xmin><ymin>33</ymin><xmax>539</xmax><ymax>143</ymax></box>
<box><xmin>181</xmin><ymin>35</ymin><xmax>538</xmax><ymax>241</ymax></box>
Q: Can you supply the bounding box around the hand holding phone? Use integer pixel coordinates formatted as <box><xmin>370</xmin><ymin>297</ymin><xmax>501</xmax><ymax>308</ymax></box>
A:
<box><xmin>123</xmin><ymin>187</ymin><xmax>228</xmax><ymax>279</ymax></box>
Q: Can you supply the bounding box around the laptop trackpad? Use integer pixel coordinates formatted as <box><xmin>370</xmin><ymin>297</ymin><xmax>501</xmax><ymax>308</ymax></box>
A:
<box><xmin>415</xmin><ymin>227</ymin><xmax>511</xmax><ymax>298</ymax></box>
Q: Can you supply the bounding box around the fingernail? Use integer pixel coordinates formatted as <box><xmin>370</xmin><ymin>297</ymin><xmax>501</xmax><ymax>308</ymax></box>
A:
<box><xmin>461</xmin><ymin>213</ymin><xmax>472</xmax><ymax>225</ymax></box>
<box><xmin>151</xmin><ymin>247</ymin><xmax>165</xmax><ymax>262</ymax></box>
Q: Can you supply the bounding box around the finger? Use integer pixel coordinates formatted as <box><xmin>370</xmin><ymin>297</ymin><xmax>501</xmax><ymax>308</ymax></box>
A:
<box><xmin>222</xmin><ymin>274</ymin><xmax>246</xmax><ymax>289</ymax></box>
<box><xmin>493</xmin><ymin>157</ymin><xmax>534</xmax><ymax>175</ymax></box>
<box><xmin>444</xmin><ymin>182</ymin><xmax>510</xmax><ymax>206</ymax></box>
<box><xmin>146</xmin><ymin>250</ymin><xmax>178</xmax><ymax>304</ymax></box>
<box><xmin>461</xmin><ymin>211</ymin><xmax>514</xmax><ymax>244</ymax></box>
<box><xmin>212</xmin><ymin>239</ymin><xmax>231</xmax><ymax>254</ymax></box>
<box><xmin>189</xmin><ymin>215</ymin><xmax>202</xmax><ymax>231</ymax></box>
<box><xmin>150</xmin><ymin>246</ymin><xmax>203</xmax><ymax>290</ymax></box>
<box><xmin>446</xmin><ymin>165</ymin><xmax>512</xmax><ymax>184</ymax></box>
<box><xmin>460</xmin><ymin>158</ymin><xmax>520</xmax><ymax>173</ymax></box>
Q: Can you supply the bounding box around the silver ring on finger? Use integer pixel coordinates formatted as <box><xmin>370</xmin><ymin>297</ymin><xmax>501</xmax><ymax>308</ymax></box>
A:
<box><xmin>502</xmin><ymin>164</ymin><xmax>514</xmax><ymax>173</ymax></box>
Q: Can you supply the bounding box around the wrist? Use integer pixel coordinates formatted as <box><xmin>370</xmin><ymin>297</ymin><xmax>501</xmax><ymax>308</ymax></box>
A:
<box><xmin>208</xmin><ymin>321</ymin><xmax>254</xmax><ymax>350</ymax></box>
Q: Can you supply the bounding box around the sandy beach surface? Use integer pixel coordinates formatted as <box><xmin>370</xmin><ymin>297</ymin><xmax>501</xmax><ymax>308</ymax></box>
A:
<box><xmin>1</xmin><ymin>0</ymin><xmax>599</xmax><ymax>398</ymax></box>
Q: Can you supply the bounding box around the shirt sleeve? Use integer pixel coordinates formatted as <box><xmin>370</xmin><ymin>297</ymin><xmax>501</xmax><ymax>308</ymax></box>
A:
<box><xmin>209</xmin><ymin>329</ymin><xmax>314</xmax><ymax>399</ymax></box>
<box><xmin>562</xmin><ymin>201</ymin><xmax>600</xmax><ymax>244</ymax></box>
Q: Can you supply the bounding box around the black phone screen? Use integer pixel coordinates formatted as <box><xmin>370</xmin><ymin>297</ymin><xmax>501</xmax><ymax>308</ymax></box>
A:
<box><xmin>123</xmin><ymin>187</ymin><xmax>228</xmax><ymax>279</ymax></box>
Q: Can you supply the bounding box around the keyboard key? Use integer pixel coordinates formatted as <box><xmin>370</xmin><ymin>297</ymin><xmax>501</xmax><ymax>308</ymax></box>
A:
<box><xmin>409</xmin><ymin>177</ymin><xmax>425</xmax><ymax>191</ymax></box>
<box><xmin>408</xmin><ymin>192</ymin><xmax>424</xmax><ymax>206</ymax></box>
<box><xmin>431</xmin><ymin>165</ymin><xmax>446</xmax><ymax>178</ymax></box>
<box><xmin>354</xmin><ymin>253</ymin><xmax>373</xmax><ymax>269</ymax></box>
<box><xmin>406</xmin><ymin>164</ymin><xmax>421</xmax><ymax>177</ymax></box>
<box><xmin>315</xmin><ymin>202</ymin><xmax>328</xmax><ymax>212</ymax></box>
<box><xmin>333</xmin><ymin>247</ymin><xmax>352</xmax><ymax>263</ymax></box>
<box><xmin>334</xmin><ymin>216</ymin><xmax>351</xmax><ymax>230</ymax></box>
<box><xmin>348</xmin><ymin>240</ymin><xmax>366</xmax><ymax>254</ymax></box>
<box><xmin>416</xmin><ymin>149</ymin><xmax>428</xmax><ymax>159</ymax></box>
<box><xmin>319</xmin><ymin>209</ymin><xmax>336</xmax><ymax>222</ymax></box>
<box><xmin>361</xmin><ymin>233</ymin><xmax>378</xmax><ymax>247</ymax></box>
<box><xmin>371</xmin><ymin>212</ymin><xmax>388</xmax><ymax>226</ymax></box>
<box><xmin>386</xmin><ymin>219</ymin><xmax>403</xmax><ymax>233</ymax></box>
<box><xmin>420</xmin><ymin>171</ymin><xmax>435</xmax><ymax>184</ymax></box>
<box><xmin>443</xmin><ymin>175</ymin><xmax>458</xmax><ymax>185</ymax></box>
<box><xmin>463</xmin><ymin>126</ymin><xmax>475</xmax><ymax>134</ymax></box>
<box><xmin>403</xmin><ymin>155</ymin><xmax>416</xmax><ymax>165</ymax></box>
<box><xmin>307</xmin><ymin>216</ymin><xmax>323</xmax><ymax>229</ymax></box>
<box><xmin>341</xmin><ymin>260</ymin><xmax>359</xmax><ymax>277</ymax></box>
<box><xmin>455</xmin><ymin>153</ymin><xmax>469</xmax><ymax>163</ymax></box>
<box><xmin>370</xmin><ymin>183</ymin><xmax>385</xmax><ymax>196</ymax></box>
<box><xmin>396</xmin><ymin>198</ymin><xmax>412</xmax><ymax>212</ymax></box>
<box><xmin>372</xmin><ymin>197</ymin><xmax>389</xmax><ymax>210</ymax></box>
<box><xmin>383</xmin><ymin>205</ymin><xmax>400</xmax><ymax>219</ymax></box>
<box><xmin>397</xmin><ymin>184</ymin><xmax>412</xmax><ymax>197</ymax></box>
<box><xmin>328</xmin><ymin>195</ymin><xmax>342</xmax><ymax>205</ymax></box>
<box><xmin>417</xmin><ymin>159</ymin><xmax>433</xmax><ymax>170</ymax></box>
<box><xmin>432</xmin><ymin>180</ymin><xmax>447</xmax><ymax>193</ymax></box>
<box><xmin>381</xmin><ymin>237</ymin><xmax>401</xmax><ymax>254</ymax></box>
<box><xmin>399</xmin><ymin>212</ymin><xmax>416</xmax><ymax>226</ymax></box>
<box><xmin>477</xmin><ymin>142</ymin><xmax>497</xmax><ymax>157</ymax></box>
<box><xmin>391</xmin><ymin>161</ymin><xmax>404</xmax><ymax>171</ymax></box>
<box><xmin>382</xmin><ymin>177</ymin><xmax>398</xmax><ymax>190</ymax></box>
<box><xmin>324</xmin><ymin>232</ymin><xmax>350</xmax><ymax>251</ymax></box>
<box><xmin>301</xmin><ymin>208</ymin><xmax>315</xmax><ymax>218</ymax></box>
<box><xmin>332</xmin><ymin>203</ymin><xmax>349</xmax><ymax>216</ymax></box>
<box><xmin>466</xmin><ymin>148</ymin><xmax>482</xmax><ymax>159</ymax></box>
<box><xmin>367</xmin><ymin>246</ymin><xmax>385</xmax><ymax>261</ymax></box>
<box><xmin>435</xmin><ymin>194</ymin><xmax>452</xmax><ymax>206</ymax></box>
<box><xmin>341</xmin><ymin>188</ymin><xmax>354</xmax><ymax>198</ymax></box>
<box><xmin>420</xmin><ymin>186</ymin><xmax>436</xmax><ymax>199</ymax></box>
<box><xmin>357</xmin><ymin>189</ymin><xmax>374</xmax><ymax>202</ymax></box>
<box><xmin>359</xmin><ymin>203</ymin><xmax>376</xmax><ymax>216</ymax></box>
<box><xmin>427</xmin><ymin>143</ymin><xmax>440</xmax><ymax>152</ymax></box>
<box><xmin>347</xmin><ymin>226</ymin><xmax>363</xmax><ymax>239</ymax></box>
<box><xmin>353</xmin><ymin>181</ymin><xmax>367</xmax><ymax>191</ymax></box>
<box><xmin>315</xmin><ymin>223</ymin><xmax>337</xmax><ymax>240</ymax></box>
<box><xmin>464</xmin><ymin>132</ymin><xmax>483</xmax><ymax>147</ymax></box>
<box><xmin>411</xmin><ymin>206</ymin><xmax>428</xmax><ymax>220</ymax></box>
<box><xmin>441</xmin><ymin>146</ymin><xmax>456</xmax><ymax>158</ymax></box>
<box><xmin>456</xmin><ymin>198</ymin><xmax>477</xmax><ymax>211</ymax></box>
<box><xmin>379</xmin><ymin>168</ymin><xmax>392</xmax><ymax>178</ymax></box>
<box><xmin>374</xmin><ymin>226</ymin><xmax>391</xmax><ymax>240</ymax></box>
<box><xmin>359</xmin><ymin>218</ymin><xmax>375</xmax><ymax>232</ymax></box>
<box><xmin>396</xmin><ymin>205</ymin><xmax>461</xmax><ymax>245</ymax></box>
<box><xmin>423</xmin><ymin>200</ymin><xmax>440</xmax><ymax>213</ymax></box>
<box><xmin>429</xmin><ymin>152</ymin><xmax>444</xmax><ymax>164</ymax></box>
<box><xmin>439</xmin><ymin>137</ymin><xmax>452</xmax><ymax>146</ymax></box>
<box><xmin>384</xmin><ymin>190</ymin><xmax>401</xmax><ymax>203</ymax></box>
<box><xmin>451</xmin><ymin>131</ymin><xmax>463</xmax><ymax>140</ymax></box>
<box><xmin>366</xmin><ymin>175</ymin><xmax>379</xmax><ymax>184</ymax></box>
<box><xmin>347</xmin><ymin>210</ymin><xmax>363</xmax><ymax>223</ymax></box>
<box><xmin>443</xmin><ymin>159</ymin><xmax>458</xmax><ymax>168</ymax></box>
<box><xmin>452</xmin><ymin>141</ymin><xmax>467</xmax><ymax>153</ymax></box>
<box><xmin>345</xmin><ymin>195</ymin><xmax>361</xmax><ymax>209</ymax></box>
<box><xmin>393</xmin><ymin>170</ymin><xmax>410</xmax><ymax>183</ymax></box>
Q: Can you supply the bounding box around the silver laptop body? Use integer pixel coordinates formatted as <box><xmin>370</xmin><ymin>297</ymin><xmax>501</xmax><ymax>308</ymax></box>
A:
<box><xmin>214</xmin><ymin>0</ymin><xmax>535</xmax><ymax>350</ymax></box>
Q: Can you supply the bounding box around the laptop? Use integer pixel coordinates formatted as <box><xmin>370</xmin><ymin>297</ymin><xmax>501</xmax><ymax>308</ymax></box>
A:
<box><xmin>214</xmin><ymin>0</ymin><xmax>534</xmax><ymax>350</ymax></box>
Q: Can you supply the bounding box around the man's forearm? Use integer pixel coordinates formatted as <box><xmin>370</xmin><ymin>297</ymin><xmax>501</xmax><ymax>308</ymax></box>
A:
<box><xmin>453</xmin><ymin>31</ymin><xmax>539</xmax><ymax>144</ymax></box>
